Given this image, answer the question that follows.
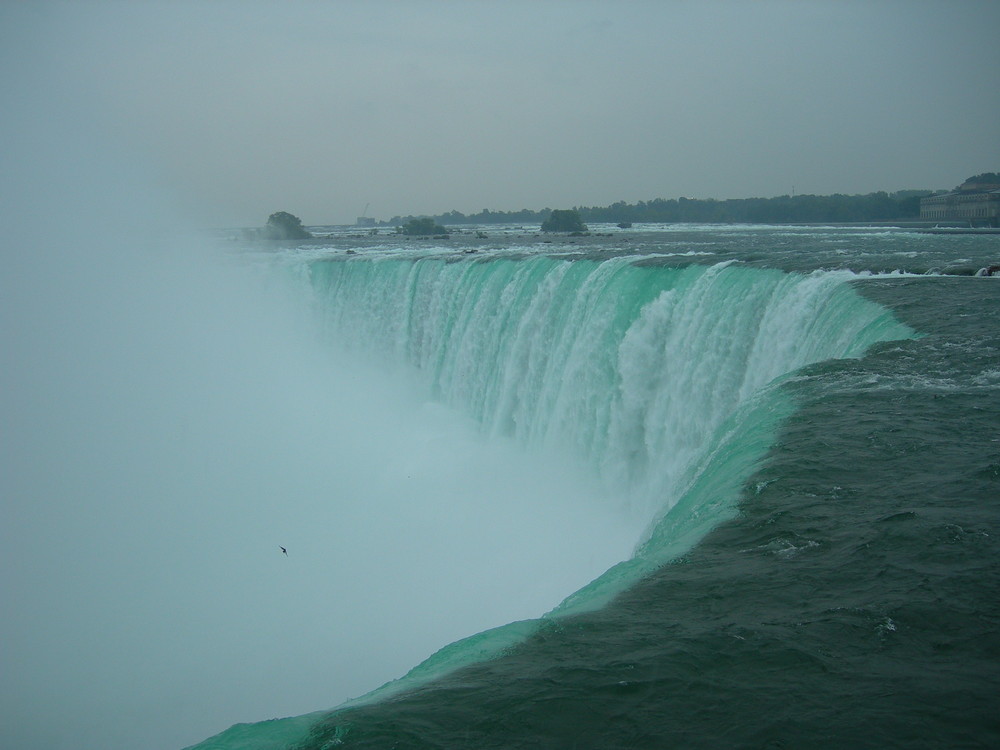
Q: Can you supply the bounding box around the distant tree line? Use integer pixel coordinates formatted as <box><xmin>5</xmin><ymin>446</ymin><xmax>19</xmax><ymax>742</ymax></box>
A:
<box><xmin>576</xmin><ymin>191</ymin><xmax>929</xmax><ymax>224</ymax></box>
<box><xmin>384</xmin><ymin>190</ymin><xmax>932</xmax><ymax>228</ymax></box>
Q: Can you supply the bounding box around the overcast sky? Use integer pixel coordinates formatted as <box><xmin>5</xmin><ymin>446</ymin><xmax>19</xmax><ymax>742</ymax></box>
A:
<box><xmin>2</xmin><ymin>0</ymin><xmax>998</xmax><ymax>227</ymax></box>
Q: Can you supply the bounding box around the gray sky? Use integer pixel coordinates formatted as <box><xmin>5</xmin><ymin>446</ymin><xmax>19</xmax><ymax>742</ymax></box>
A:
<box><xmin>3</xmin><ymin>0</ymin><xmax>998</xmax><ymax>227</ymax></box>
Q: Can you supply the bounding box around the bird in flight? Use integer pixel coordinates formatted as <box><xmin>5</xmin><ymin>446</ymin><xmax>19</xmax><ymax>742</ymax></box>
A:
<box><xmin>280</xmin><ymin>546</ymin><xmax>287</xmax><ymax>556</ymax></box>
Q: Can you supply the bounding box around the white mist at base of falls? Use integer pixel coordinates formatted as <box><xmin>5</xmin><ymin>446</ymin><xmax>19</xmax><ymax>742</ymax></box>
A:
<box><xmin>1</xmin><ymin>186</ymin><xmax>639</xmax><ymax>750</ymax></box>
<box><xmin>0</xmin><ymin>108</ymin><xmax>641</xmax><ymax>750</ymax></box>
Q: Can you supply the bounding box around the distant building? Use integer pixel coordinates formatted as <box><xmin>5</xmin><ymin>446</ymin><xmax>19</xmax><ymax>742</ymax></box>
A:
<box><xmin>356</xmin><ymin>216</ymin><xmax>377</xmax><ymax>227</ymax></box>
<box><xmin>921</xmin><ymin>179</ymin><xmax>1000</xmax><ymax>226</ymax></box>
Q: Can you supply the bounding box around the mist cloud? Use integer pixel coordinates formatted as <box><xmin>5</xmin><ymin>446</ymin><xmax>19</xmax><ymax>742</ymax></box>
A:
<box><xmin>0</xmin><ymin>48</ymin><xmax>636</xmax><ymax>749</ymax></box>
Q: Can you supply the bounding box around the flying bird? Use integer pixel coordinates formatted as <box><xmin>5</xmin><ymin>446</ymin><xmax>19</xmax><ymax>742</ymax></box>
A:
<box><xmin>280</xmin><ymin>546</ymin><xmax>287</xmax><ymax>556</ymax></box>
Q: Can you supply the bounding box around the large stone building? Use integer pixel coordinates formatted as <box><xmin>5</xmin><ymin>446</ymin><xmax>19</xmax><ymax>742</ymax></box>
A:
<box><xmin>921</xmin><ymin>178</ymin><xmax>1000</xmax><ymax>226</ymax></box>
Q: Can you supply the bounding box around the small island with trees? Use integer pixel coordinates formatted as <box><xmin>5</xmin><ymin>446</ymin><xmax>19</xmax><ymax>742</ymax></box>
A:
<box><xmin>242</xmin><ymin>211</ymin><xmax>312</xmax><ymax>241</ymax></box>
<box><xmin>398</xmin><ymin>217</ymin><xmax>449</xmax><ymax>237</ymax></box>
<box><xmin>541</xmin><ymin>209</ymin><xmax>587</xmax><ymax>233</ymax></box>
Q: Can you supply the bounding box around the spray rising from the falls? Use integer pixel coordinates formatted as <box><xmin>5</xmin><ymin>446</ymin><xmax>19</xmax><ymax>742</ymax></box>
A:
<box><xmin>1</xmin><ymin>110</ymin><xmax>638</xmax><ymax>748</ymax></box>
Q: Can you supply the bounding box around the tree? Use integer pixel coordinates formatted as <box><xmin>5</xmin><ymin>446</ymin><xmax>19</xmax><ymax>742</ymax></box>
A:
<box><xmin>959</xmin><ymin>172</ymin><xmax>1000</xmax><ymax>189</ymax></box>
<box><xmin>399</xmin><ymin>217</ymin><xmax>448</xmax><ymax>236</ymax></box>
<box><xmin>541</xmin><ymin>209</ymin><xmax>587</xmax><ymax>233</ymax></box>
<box><xmin>264</xmin><ymin>211</ymin><xmax>311</xmax><ymax>240</ymax></box>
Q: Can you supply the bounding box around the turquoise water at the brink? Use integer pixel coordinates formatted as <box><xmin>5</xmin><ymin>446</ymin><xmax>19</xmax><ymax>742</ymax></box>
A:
<box><xmin>189</xmin><ymin>225</ymin><xmax>998</xmax><ymax>748</ymax></box>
